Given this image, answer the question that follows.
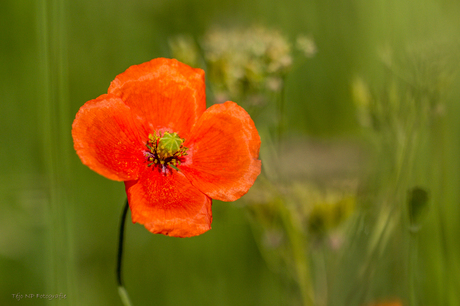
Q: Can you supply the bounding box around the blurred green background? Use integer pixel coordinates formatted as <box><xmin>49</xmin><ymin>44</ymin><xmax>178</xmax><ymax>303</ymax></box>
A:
<box><xmin>2</xmin><ymin>0</ymin><xmax>460</xmax><ymax>305</ymax></box>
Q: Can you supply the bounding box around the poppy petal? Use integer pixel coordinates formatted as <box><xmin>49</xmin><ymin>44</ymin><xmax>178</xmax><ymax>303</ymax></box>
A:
<box><xmin>108</xmin><ymin>58</ymin><xmax>206</xmax><ymax>139</ymax></box>
<box><xmin>181</xmin><ymin>101</ymin><xmax>261</xmax><ymax>202</ymax></box>
<box><xmin>125</xmin><ymin>169</ymin><xmax>212</xmax><ymax>238</ymax></box>
<box><xmin>72</xmin><ymin>94</ymin><xmax>147</xmax><ymax>181</ymax></box>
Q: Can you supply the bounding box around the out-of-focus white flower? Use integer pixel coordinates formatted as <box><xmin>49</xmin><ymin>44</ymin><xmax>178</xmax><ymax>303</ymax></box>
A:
<box><xmin>169</xmin><ymin>26</ymin><xmax>316</xmax><ymax>110</ymax></box>
<box><xmin>201</xmin><ymin>25</ymin><xmax>293</xmax><ymax>103</ymax></box>
<box><xmin>296</xmin><ymin>34</ymin><xmax>317</xmax><ymax>58</ymax></box>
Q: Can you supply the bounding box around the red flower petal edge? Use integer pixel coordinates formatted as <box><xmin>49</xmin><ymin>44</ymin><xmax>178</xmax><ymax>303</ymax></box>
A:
<box><xmin>181</xmin><ymin>101</ymin><xmax>261</xmax><ymax>202</ymax></box>
<box><xmin>125</xmin><ymin>170</ymin><xmax>212</xmax><ymax>237</ymax></box>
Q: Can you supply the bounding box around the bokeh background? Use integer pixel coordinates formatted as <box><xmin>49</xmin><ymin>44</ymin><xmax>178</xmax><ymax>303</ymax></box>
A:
<box><xmin>2</xmin><ymin>0</ymin><xmax>460</xmax><ymax>305</ymax></box>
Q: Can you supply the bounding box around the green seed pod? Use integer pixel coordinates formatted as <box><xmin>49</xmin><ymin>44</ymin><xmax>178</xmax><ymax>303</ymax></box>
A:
<box><xmin>158</xmin><ymin>132</ymin><xmax>184</xmax><ymax>157</ymax></box>
<box><xmin>407</xmin><ymin>187</ymin><xmax>429</xmax><ymax>230</ymax></box>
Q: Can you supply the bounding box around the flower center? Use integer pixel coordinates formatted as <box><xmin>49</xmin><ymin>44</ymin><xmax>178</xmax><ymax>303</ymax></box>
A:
<box><xmin>145</xmin><ymin>131</ymin><xmax>188</xmax><ymax>174</ymax></box>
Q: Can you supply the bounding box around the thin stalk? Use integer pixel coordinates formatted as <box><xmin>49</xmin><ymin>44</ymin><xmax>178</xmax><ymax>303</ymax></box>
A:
<box><xmin>408</xmin><ymin>232</ymin><xmax>419</xmax><ymax>306</ymax></box>
<box><xmin>275</xmin><ymin>76</ymin><xmax>287</xmax><ymax>151</ymax></box>
<box><xmin>431</xmin><ymin>116</ymin><xmax>448</xmax><ymax>305</ymax></box>
<box><xmin>37</xmin><ymin>0</ymin><xmax>76</xmax><ymax>303</ymax></box>
<box><xmin>278</xmin><ymin>200</ymin><xmax>314</xmax><ymax>306</ymax></box>
<box><xmin>117</xmin><ymin>200</ymin><xmax>133</xmax><ymax>306</ymax></box>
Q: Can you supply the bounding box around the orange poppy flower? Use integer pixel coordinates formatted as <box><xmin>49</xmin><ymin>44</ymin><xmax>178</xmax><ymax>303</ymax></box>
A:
<box><xmin>72</xmin><ymin>58</ymin><xmax>261</xmax><ymax>237</ymax></box>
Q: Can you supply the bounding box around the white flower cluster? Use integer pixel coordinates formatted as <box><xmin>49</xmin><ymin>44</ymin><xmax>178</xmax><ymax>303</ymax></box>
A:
<box><xmin>201</xmin><ymin>26</ymin><xmax>293</xmax><ymax>103</ymax></box>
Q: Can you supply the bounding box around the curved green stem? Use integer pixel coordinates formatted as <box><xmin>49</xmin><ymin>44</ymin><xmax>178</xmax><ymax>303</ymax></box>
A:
<box><xmin>117</xmin><ymin>200</ymin><xmax>133</xmax><ymax>306</ymax></box>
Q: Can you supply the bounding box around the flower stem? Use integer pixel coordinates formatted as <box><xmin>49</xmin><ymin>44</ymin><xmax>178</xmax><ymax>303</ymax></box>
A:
<box><xmin>408</xmin><ymin>231</ymin><xmax>419</xmax><ymax>306</ymax></box>
<box><xmin>37</xmin><ymin>0</ymin><xmax>76</xmax><ymax>302</ymax></box>
<box><xmin>278</xmin><ymin>200</ymin><xmax>314</xmax><ymax>306</ymax></box>
<box><xmin>117</xmin><ymin>199</ymin><xmax>133</xmax><ymax>306</ymax></box>
<box><xmin>276</xmin><ymin>76</ymin><xmax>287</xmax><ymax>150</ymax></box>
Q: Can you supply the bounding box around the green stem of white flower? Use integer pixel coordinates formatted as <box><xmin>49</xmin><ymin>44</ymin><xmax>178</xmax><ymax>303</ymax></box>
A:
<box><xmin>408</xmin><ymin>231</ymin><xmax>419</xmax><ymax>306</ymax></box>
<box><xmin>276</xmin><ymin>76</ymin><xmax>287</xmax><ymax>151</ymax></box>
<box><xmin>278</xmin><ymin>200</ymin><xmax>315</xmax><ymax>306</ymax></box>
